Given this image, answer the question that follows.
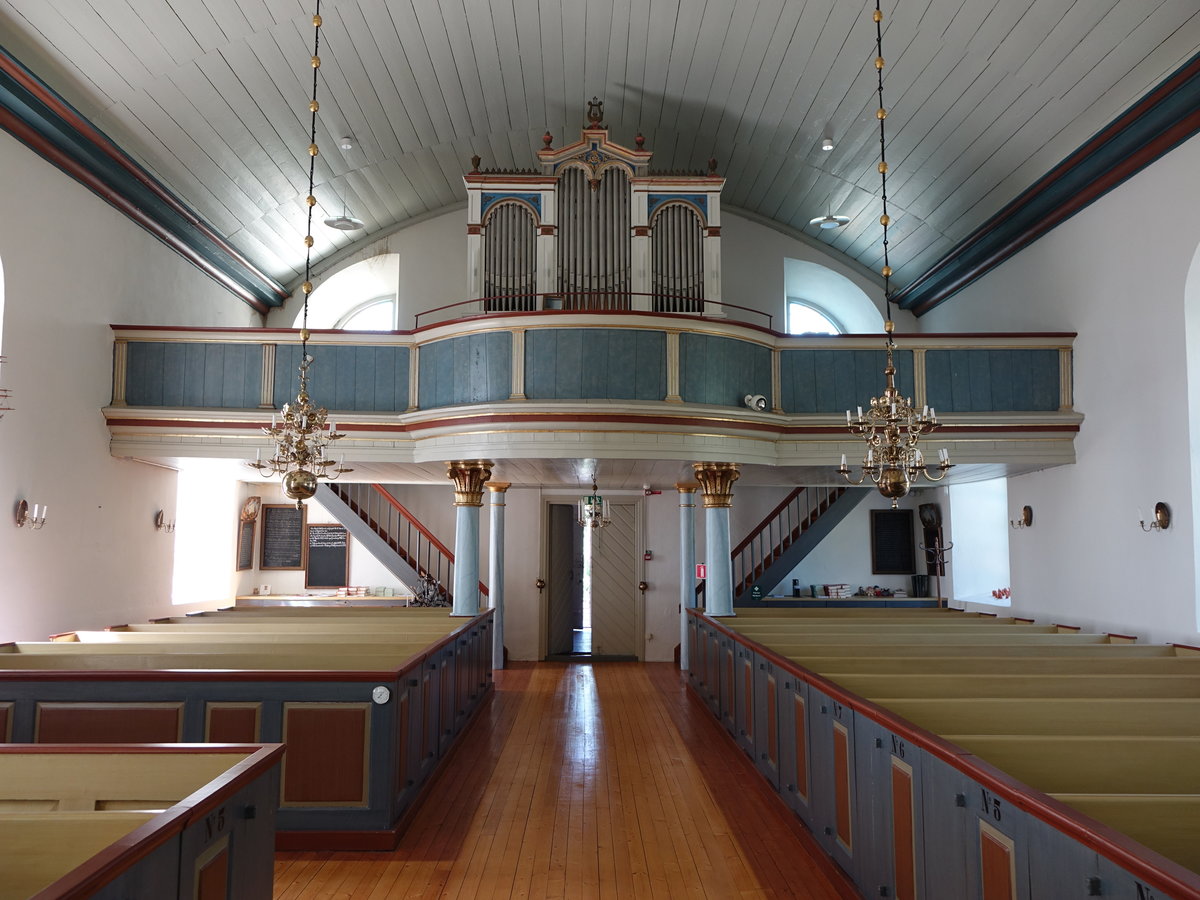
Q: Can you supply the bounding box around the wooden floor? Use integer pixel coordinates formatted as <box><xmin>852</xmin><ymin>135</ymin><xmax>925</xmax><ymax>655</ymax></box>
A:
<box><xmin>273</xmin><ymin>662</ymin><xmax>857</xmax><ymax>899</ymax></box>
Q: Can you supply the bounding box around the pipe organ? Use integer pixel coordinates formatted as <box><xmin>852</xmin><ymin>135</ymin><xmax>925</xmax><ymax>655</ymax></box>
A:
<box><xmin>465</xmin><ymin>101</ymin><xmax>725</xmax><ymax>315</ymax></box>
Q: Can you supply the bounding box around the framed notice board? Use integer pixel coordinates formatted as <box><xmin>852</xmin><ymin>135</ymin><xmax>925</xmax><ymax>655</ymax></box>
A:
<box><xmin>235</xmin><ymin>519</ymin><xmax>256</xmax><ymax>571</ymax></box>
<box><xmin>306</xmin><ymin>524</ymin><xmax>349</xmax><ymax>589</ymax></box>
<box><xmin>871</xmin><ymin>508</ymin><xmax>916</xmax><ymax>574</ymax></box>
<box><xmin>260</xmin><ymin>504</ymin><xmax>306</xmax><ymax>570</ymax></box>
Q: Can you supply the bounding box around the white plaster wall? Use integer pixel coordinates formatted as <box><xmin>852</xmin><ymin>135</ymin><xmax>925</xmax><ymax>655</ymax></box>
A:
<box><xmin>266</xmin><ymin>208</ymin><xmax>466</xmax><ymax>331</ymax></box>
<box><xmin>721</xmin><ymin>210</ymin><xmax>911</xmax><ymax>331</ymax></box>
<box><xmin>0</xmin><ymin>131</ymin><xmax>258</xmax><ymax>642</ymax></box>
<box><xmin>920</xmin><ymin>132</ymin><xmax>1200</xmax><ymax>645</ymax></box>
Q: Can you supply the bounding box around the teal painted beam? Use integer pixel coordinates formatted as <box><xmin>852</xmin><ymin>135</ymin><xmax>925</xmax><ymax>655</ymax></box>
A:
<box><xmin>897</xmin><ymin>50</ymin><xmax>1200</xmax><ymax>316</ymax></box>
<box><xmin>0</xmin><ymin>44</ymin><xmax>287</xmax><ymax>313</ymax></box>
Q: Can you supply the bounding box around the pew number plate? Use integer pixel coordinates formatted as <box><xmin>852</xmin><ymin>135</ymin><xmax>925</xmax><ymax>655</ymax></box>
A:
<box><xmin>372</xmin><ymin>686</ymin><xmax>391</xmax><ymax>704</ymax></box>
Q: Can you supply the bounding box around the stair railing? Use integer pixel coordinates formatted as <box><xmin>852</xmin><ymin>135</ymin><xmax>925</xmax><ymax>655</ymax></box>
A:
<box><xmin>730</xmin><ymin>485</ymin><xmax>845</xmax><ymax>597</ymax></box>
<box><xmin>326</xmin><ymin>483</ymin><xmax>488</xmax><ymax>604</ymax></box>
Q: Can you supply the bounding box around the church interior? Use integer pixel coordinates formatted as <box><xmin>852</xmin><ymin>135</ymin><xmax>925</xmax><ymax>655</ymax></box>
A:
<box><xmin>1</xmin><ymin>0</ymin><xmax>1199</xmax><ymax>897</ymax></box>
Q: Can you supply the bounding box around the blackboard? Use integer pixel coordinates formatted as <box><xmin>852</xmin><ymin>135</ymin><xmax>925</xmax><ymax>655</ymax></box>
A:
<box><xmin>871</xmin><ymin>509</ymin><xmax>915</xmax><ymax>574</ymax></box>
<box><xmin>306</xmin><ymin>524</ymin><xmax>349</xmax><ymax>589</ymax></box>
<box><xmin>261</xmin><ymin>504</ymin><xmax>306</xmax><ymax>570</ymax></box>
<box><xmin>236</xmin><ymin>519</ymin><xmax>256</xmax><ymax>571</ymax></box>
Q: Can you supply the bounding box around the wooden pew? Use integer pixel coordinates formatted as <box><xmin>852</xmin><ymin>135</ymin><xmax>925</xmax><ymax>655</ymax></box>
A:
<box><xmin>0</xmin><ymin>744</ymin><xmax>281</xmax><ymax>899</ymax></box>
<box><xmin>689</xmin><ymin>608</ymin><xmax>1200</xmax><ymax>898</ymax></box>
<box><xmin>0</xmin><ymin>610</ymin><xmax>494</xmax><ymax>850</ymax></box>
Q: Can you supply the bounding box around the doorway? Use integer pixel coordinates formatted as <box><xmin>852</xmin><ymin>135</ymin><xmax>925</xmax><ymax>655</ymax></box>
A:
<box><xmin>545</xmin><ymin>502</ymin><xmax>641</xmax><ymax>661</ymax></box>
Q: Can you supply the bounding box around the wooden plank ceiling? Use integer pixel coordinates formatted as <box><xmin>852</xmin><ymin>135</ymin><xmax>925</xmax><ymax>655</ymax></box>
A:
<box><xmin>0</xmin><ymin>0</ymin><xmax>1196</xmax><ymax>295</ymax></box>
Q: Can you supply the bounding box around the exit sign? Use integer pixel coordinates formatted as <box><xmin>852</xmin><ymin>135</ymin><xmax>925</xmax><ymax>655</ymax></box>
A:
<box><xmin>695</xmin><ymin>563</ymin><xmax>707</xmax><ymax>579</ymax></box>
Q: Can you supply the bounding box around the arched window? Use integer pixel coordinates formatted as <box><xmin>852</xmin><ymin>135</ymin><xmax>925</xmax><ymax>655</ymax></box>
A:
<box><xmin>336</xmin><ymin>296</ymin><xmax>397</xmax><ymax>331</ymax></box>
<box><xmin>787</xmin><ymin>299</ymin><xmax>841</xmax><ymax>334</ymax></box>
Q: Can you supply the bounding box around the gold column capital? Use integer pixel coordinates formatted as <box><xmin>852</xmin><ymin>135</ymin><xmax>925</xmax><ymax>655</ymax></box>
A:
<box><xmin>486</xmin><ymin>481</ymin><xmax>511</xmax><ymax>493</ymax></box>
<box><xmin>675</xmin><ymin>481</ymin><xmax>700</xmax><ymax>493</ymax></box>
<box><xmin>692</xmin><ymin>462</ymin><xmax>740</xmax><ymax>508</ymax></box>
<box><xmin>446</xmin><ymin>460</ymin><xmax>494</xmax><ymax>506</ymax></box>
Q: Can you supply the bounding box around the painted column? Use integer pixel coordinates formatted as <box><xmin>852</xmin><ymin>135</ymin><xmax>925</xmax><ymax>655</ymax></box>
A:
<box><xmin>446</xmin><ymin>460</ymin><xmax>493</xmax><ymax>617</ymax></box>
<box><xmin>487</xmin><ymin>481</ymin><xmax>510</xmax><ymax>668</ymax></box>
<box><xmin>693</xmin><ymin>462</ymin><xmax>741</xmax><ymax>617</ymax></box>
<box><xmin>677</xmin><ymin>482</ymin><xmax>699</xmax><ymax>670</ymax></box>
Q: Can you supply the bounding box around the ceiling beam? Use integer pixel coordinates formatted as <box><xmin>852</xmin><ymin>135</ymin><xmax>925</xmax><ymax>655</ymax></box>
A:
<box><xmin>0</xmin><ymin>43</ymin><xmax>288</xmax><ymax>314</ymax></box>
<box><xmin>895</xmin><ymin>50</ymin><xmax>1200</xmax><ymax>317</ymax></box>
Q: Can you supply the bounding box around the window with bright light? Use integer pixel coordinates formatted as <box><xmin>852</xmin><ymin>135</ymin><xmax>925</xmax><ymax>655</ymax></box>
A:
<box><xmin>787</xmin><ymin>300</ymin><xmax>841</xmax><ymax>334</ymax></box>
<box><xmin>948</xmin><ymin>479</ymin><xmax>1012</xmax><ymax>605</ymax></box>
<box><xmin>337</xmin><ymin>297</ymin><xmax>396</xmax><ymax>331</ymax></box>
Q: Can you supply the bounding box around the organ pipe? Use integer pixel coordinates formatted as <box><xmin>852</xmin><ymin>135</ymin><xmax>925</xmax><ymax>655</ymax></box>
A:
<box><xmin>483</xmin><ymin>202</ymin><xmax>536</xmax><ymax>311</ymax></box>
<box><xmin>651</xmin><ymin>203</ymin><xmax>703</xmax><ymax>313</ymax></box>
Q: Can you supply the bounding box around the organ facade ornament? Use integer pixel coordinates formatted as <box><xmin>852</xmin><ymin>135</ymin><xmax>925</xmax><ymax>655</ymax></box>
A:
<box><xmin>464</xmin><ymin>101</ymin><xmax>725</xmax><ymax>315</ymax></box>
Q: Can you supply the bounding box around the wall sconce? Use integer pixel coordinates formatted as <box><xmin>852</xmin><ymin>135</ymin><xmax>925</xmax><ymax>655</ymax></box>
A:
<box><xmin>155</xmin><ymin>510</ymin><xmax>176</xmax><ymax>534</ymax></box>
<box><xmin>1010</xmin><ymin>505</ymin><xmax>1033</xmax><ymax>529</ymax></box>
<box><xmin>1140</xmin><ymin>502</ymin><xmax>1171</xmax><ymax>532</ymax></box>
<box><xmin>15</xmin><ymin>500</ymin><xmax>47</xmax><ymax>529</ymax></box>
<box><xmin>743</xmin><ymin>394</ymin><xmax>767</xmax><ymax>411</ymax></box>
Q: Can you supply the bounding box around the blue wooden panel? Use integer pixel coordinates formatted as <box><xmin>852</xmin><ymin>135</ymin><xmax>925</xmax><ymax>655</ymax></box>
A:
<box><xmin>924</xmin><ymin>350</ymin><xmax>952</xmax><ymax>411</ymax></box>
<box><xmin>681</xmin><ymin>334</ymin><xmax>770</xmax><ymax>406</ymax></box>
<box><xmin>988</xmin><ymin>350</ymin><xmax>1014</xmax><ymax>411</ymax></box>
<box><xmin>524</xmin><ymin>329</ymin><xmax>665</xmax><ymax>400</ymax></box>
<box><xmin>125</xmin><ymin>342</ymin><xmax>164</xmax><ymax>406</ymax></box>
<box><xmin>634</xmin><ymin>331</ymin><xmax>665</xmax><ymax>400</ymax></box>
<box><xmin>418</xmin><ymin>333</ymin><xmax>511</xmax><ymax>409</ymax></box>
<box><xmin>780</xmin><ymin>348</ymin><xmax>914</xmax><ymax>414</ymax></box>
<box><xmin>183</xmin><ymin>343</ymin><xmax>206</xmax><ymax>407</ymax></box>
<box><xmin>160</xmin><ymin>344</ymin><xmax>185</xmax><ymax>407</ymax></box>
<box><xmin>1029</xmin><ymin>349</ymin><xmax>1059</xmax><ymax>410</ymax></box>
<box><xmin>968</xmin><ymin>350</ymin><xmax>991</xmax><ymax>410</ymax></box>
<box><xmin>924</xmin><ymin>349</ymin><xmax>1060</xmax><ymax>412</ymax></box>
<box><xmin>333</xmin><ymin>346</ymin><xmax>357</xmax><ymax>410</ymax></box>
<box><xmin>555</xmin><ymin>330</ymin><xmax>583</xmax><ymax>398</ymax></box>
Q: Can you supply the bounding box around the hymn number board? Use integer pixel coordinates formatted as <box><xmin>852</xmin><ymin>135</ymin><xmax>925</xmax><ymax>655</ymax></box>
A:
<box><xmin>260</xmin><ymin>504</ymin><xmax>307</xmax><ymax>570</ymax></box>
<box><xmin>305</xmin><ymin>524</ymin><xmax>349</xmax><ymax>589</ymax></box>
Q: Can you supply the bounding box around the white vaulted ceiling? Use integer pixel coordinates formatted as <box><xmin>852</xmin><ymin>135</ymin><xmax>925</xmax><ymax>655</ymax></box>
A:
<box><xmin>0</xmin><ymin>0</ymin><xmax>1197</xmax><ymax>299</ymax></box>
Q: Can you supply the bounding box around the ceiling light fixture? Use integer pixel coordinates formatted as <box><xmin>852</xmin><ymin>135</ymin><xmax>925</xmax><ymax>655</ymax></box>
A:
<box><xmin>578</xmin><ymin>472</ymin><xmax>611</xmax><ymax>530</ymax></box>
<box><xmin>838</xmin><ymin>1</ymin><xmax>951</xmax><ymax>507</ymax></box>
<box><xmin>338</xmin><ymin>134</ymin><xmax>354</xmax><ymax>150</ymax></box>
<box><xmin>248</xmin><ymin>0</ymin><xmax>351</xmax><ymax>505</ymax></box>
<box><xmin>820</xmin><ymin>136</ymin><xmax>834</xmax><ymax>152</ymax></box>
<box><xmin>809</xmin><ymin>195</ymin><xmax>849</xmax><ymax>229</ymax></box>
<box><xmin>324</xmin><ymin>198</ymin><xmax>364</xmax><ymax>231</ymax></box>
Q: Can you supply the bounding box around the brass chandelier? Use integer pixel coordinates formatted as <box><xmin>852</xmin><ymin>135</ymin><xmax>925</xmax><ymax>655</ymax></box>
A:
<box><xmin>838</xmin><ymin>1</ymin><xmax>951</xmax><ymax>507</ymax></box>
<box><xmin>248</xmin><ymin>0</ymin><xmax>351</xmax><ymax>505</ymax></box>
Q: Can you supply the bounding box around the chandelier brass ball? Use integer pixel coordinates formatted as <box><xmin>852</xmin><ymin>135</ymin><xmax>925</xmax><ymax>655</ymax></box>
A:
<box><xmin>878</xmin><ymin>161</ymin><xmax>889</xmax><ymax>173</ymax></box>
<box><xmin>312</xmin><ymin>14</ymin><xmax>322</xmax><ymax>26</ymax></box>
<box><xmin>309</xmin><ymin>100</ymin><xmax>319</xmax><ymax>113</ymax></box>
<box><xmin>302</xmin><ymin>281</ymin><xmax>313</xmax><ymax>294</ymax></box>
<box><xmin>304</xmin><ymin>235</ymin><xmax>314</xmax><ymax>247</ymax></box>
<box><xmin>880</xmin><ymin>214</ymin><xmax>891</xmax><ymax>226</ymax></box>
<box><xmin>307</xmin><ymin>195</ymin><xmax>317</xmax><ymax>206</ymax></box>
<box><xmin>873</xmin><ymin>9</ymin><xmax>883</xmax><ymax>22</ymax></box>
<box><xmin>309</xmin><ymin>143</ymin><xmax>319</xmax><ymax>157</ymax></box>
<box><xmin>875</xmin><ymin>56</ymin><xmax>885</xmax><ymax>69</ymax></box>
<box><xmin>877</xmin><ymin>107</ymin><xmax>887</xmax><ymax>119</ymax></box>
<box><xmin>311</xmin><ymin>55</ymin><xmax>321</xmax><ymax>68</ymax></box>
<box><xmin>878</xmin><ymin>467</ymin><xmax>910</xmax><ymax>500</ymax></box>
<box><xmin>884</xmin><ymin>319</ymin><xmax>895</xmax><ymax>333</ymax></box>
<box><xmin>283</xmin><ymin>469</ymin><xmax>318</xmax><ymax>503</ymax></box>
<box><xmin>882</xmin><ymin>264</ymin><xmax>893</xmax><ymax>277</ymax></box>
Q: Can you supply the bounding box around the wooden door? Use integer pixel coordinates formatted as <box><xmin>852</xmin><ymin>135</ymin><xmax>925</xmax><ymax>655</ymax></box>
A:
<box><xmin>546</xmin><ymin>504</ymin><xmax>579</xmax><ymax>656</ymax></box>
<box><xmin>589</xmin><ymin>502</ymin><xmax>638</xmax><ymax>657</ymax></box>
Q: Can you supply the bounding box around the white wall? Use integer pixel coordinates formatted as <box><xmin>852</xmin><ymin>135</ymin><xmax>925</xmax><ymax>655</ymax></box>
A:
<box><xmin>920</xmin><ymin>132</ymin><xmax>1200</xmax><ymax>645</ymax></box>
<box><xmin>266</xmin><ymin>208</ymin><xmax>466</xmax><ymax>331</ymax></box>
<box><xmin>0</xmin><ymin>131</ymin><xmax>258</xmax><ymax>642</ymax></box>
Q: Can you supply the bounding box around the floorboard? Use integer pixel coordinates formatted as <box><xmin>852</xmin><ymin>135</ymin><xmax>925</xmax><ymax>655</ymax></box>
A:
<box><xmin>273</xmin><ymin>662</ymin><xmax>858</xmax><ymax>899</ymax></box>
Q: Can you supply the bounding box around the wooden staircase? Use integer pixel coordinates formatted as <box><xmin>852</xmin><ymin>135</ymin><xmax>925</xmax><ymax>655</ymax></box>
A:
<box><xmin>318</xmin><ymin>483</ymin><xmax>488</xmax><ymax>606</ymax></box>
<box><xmin>731</xmin><ymin>485</ymin><xmax>867</xmax><ymax>602</ymax></box>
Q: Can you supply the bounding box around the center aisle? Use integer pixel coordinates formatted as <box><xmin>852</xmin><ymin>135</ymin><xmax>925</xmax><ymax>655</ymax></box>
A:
<box><xmin>274</xmin><ymin>662</ymin><xmax>856</xmax><ymax>899</ymax></box>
